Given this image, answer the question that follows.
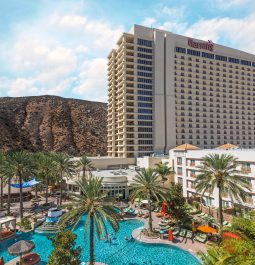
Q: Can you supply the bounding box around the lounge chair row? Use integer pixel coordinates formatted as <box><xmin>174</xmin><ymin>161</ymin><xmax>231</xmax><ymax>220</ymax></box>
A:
<box><xmin>171</xmin><ymin>227</ymin><xmax>207</xmax><ymax>243</ymax></box>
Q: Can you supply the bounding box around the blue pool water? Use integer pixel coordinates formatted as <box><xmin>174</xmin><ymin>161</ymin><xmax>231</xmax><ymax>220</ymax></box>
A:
<box><xmin>0</xmin><ymin>218</ymin><xmax>200</xmax><ymax>265</ymax></box>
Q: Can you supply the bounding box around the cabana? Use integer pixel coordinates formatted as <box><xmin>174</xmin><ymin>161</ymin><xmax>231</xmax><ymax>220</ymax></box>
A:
<box><xmin>0</xmin><ymin>216</ymin><xmax>16</xmax><ymax>241</ymax></box>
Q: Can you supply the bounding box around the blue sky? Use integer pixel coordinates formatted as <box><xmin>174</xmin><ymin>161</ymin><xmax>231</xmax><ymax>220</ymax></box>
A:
<box><xmin>0</xmin><ymin>0</ymin><xmax>255</xmax><ymax>102</ymax></box>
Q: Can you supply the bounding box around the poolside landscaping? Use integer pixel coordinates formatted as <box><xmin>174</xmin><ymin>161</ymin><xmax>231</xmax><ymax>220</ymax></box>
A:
<box><xmin>0</xmin><ymin>153</ymin><xmax>255</xmax><ymax>264</ymax></box>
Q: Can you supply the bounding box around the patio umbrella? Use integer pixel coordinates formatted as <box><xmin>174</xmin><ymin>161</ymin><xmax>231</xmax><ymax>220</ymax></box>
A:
<box><xmin>0</xmin><ymin>257</ymin><xmax>4</xmax><ymax>265</ymax></box>
<box><xmin>117</xmin><ymin>201</ymin><xmax>128</xmax><ymax>208</ymax></box>
<box><xmin>222</xmin><ymin>231</ymin><xmax>241</xmax><ymax>240</ymax></box>
<box><xmin>8</xmin><ymin>240</ymin><xmax>35</xmax><ymax>262</ymax></box>
<box><xmin>197</xmin><ymin>225</ymin><xmax>217</xmax><ymax>234</ymax></box>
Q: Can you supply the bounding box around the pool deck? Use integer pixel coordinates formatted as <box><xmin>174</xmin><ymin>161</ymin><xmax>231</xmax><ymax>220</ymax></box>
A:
<box><xmin>130</xmin><ymin>211</ymin><xmax>207</xmax><ymax>256</ymax></box>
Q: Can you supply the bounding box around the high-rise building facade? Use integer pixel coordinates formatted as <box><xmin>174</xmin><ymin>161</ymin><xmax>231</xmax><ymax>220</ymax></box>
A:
<box><xmin>107</xmin><ymin>24</ymin><xmax>255</xmax><ymax>158</ymax></box>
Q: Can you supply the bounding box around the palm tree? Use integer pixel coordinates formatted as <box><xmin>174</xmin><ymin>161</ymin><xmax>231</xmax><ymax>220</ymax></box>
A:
<box><xmin>59</xmin><ymin>176</ymin><xmax>119</xmax><ymax>265</ymax></box>
<box><xmin>130</xmin><ymin>168</ymin><xmax>166</xmax><ymax>233</ymax></box>
<box><xmin>35</xmin><ymin>153</ymin><xmax>56</xmax><ymax>204</ymax></box>
<box><xmin>76</xmin><ymin>155</ymin><xmax>95</xmax><ymax>178</ymax></box>
<box><xmin>155</xmin><ymin>162</ymin><xmax>174</xmax><ymax>186</ymax></box>
<box><xmin>3</xmin><ymin>151</ymin><xmax>34</xmax><ymax>218</ymax></box>
<box><xmin>195</xmin><ymin>154</ymin><xmax>251</xmax><ymax>226</ymax></box>
<box><xmin>53</xmin><ymin>153</ymin><xmax>76</xmax><ymax>206</ymax></box>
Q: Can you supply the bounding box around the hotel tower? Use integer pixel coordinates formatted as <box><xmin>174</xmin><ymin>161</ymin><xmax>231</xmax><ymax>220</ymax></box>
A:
<box><xmin>107</xmin><ymin>24</ymin><xmax>255</xmax><ymax>158</ymax></box>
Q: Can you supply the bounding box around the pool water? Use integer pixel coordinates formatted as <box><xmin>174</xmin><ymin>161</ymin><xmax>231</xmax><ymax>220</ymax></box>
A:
<box><xmin>0</xmin><ymin>218</ymin><xmax>200</xmax><ymax>265</ymax></box>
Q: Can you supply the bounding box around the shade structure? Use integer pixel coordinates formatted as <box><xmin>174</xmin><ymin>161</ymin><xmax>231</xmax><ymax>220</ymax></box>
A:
<box><xmin>10</xmin><ymin>178</ymin><xmax>39</xmax><ymax>189</ymax></box>
<box><xmin>8</xmin><ymin>240</ymin><xmax>35</xmax><ymax>256</ymax></box>
<box><xmin>222</xmin><ymin>231</ymin><xmax>241</xmax><ymax>240</ymax></box>
<box><xmin>117</xmin><ymin>201</ymin><xmax>128</xmax><ymax>208</ymax></box>
<box><xmin>197</xmin><ymin>225</ymin><xmax>217</xmax><ymax>234</ymax></box>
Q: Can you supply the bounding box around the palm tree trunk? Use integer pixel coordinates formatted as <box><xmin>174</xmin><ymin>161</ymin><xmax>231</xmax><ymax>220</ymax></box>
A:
<box><xmin>35</xmin><ymin>184</ymin><xmax>38</xmax><ymax>200</ymax></box>
<box><xmin>89</xmin><ymin>215</ymin><xmax>95</xmax><ymax>265</ymax></box>
<box><xmin>0</xmin><ymin>177</ymin><xmax>3</xmax><ymax>209</ymax></box>
<box><xmin>45</xmin><ymin>176</ymin><xmax>49</xmax><ymax>204</ymax></box>
<box><xmin>59</xmin><ymin>171</ymin><xmax>63</xmax><ymax>206</ymax></box>
<box><xmin>218</xmin><ymin>186</ymin><xmax>223</xmax><ymax>227</ymax></box>
<box><xmin>19</xmin><ymin>174</ymin><xmax>23</xmax><ymax>219</ymax></box>
<box><xmin>148</xmin><ymin>194</ymin><xmax>153</xmax><ymax>233</ymax></box>
<box><xmin>7</xmin><ymin>177</ymin><xmax>11</xmax><ymax>214</ymax></box>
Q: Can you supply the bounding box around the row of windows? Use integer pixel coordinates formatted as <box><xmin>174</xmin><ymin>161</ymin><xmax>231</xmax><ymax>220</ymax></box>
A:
<box><xmin>138</xmin><ymin>114</ymin><xmax>152</xmax><ymax>120</ymax></box>
<box><xmin>177</xmin><ymin>134</ymin><xmax>255</xmax><ymax>139</ymax></box>
<box><xmin>137</xmin><ymin>59</ymin><xmax>152</xmax><ymax>65</ymax></box>
<box><xmin>137</xmin><ymin>53</ymin><xmax>152</xmax><ymax>59</ymax></box>
<box><xmin>138</xmin><ymin>127</ymin><xmax>153</xmax><ymax>132</ymax></box>
<box><xmin>175</xmin><ymin>46</ymin><xmax>255</xmax><ymax>66</ymax></box>
<box><xmin>138</xmin><ymin>90</ymin><xmax>152</xmax><ymax>96</ymax></box>
<box><xmin>137</xmin><ymin>47</ymin><xmax>152</xmax><ymax>53</ymax></box>
<box><xmin>178</xmin><ymin>130</ymin><xmax>255</xmax><ymax>135</ymax></box>
<box><xmin>138</xmin><ymin>108</ymin><xmax>152</xmax><ymax>113</ymax></box>
<box><xmin>138</xmin><ymin>96</ymin><xmax>152</xmax><ymax>102</ymax></box>
<box><xmin>138</xmin><ymin>102</ymin><xmax>152</xmax><ymax>108</ymax></box>
<box><xmin>138</xmin><ymin>78</ymin><xmax>152</xmax><ymax>83</ymax></box>
<box><xmin>138</xmin><ymin>134</ymin><xmax>153</xmax><ymax>138</ymax></box>
<box><xmin>178</xmin><ymin>140</ymin><xmax>255</xmax><ymax>146</ymax></box>
<box><xmin>138</xmin><ymin>140</ymin><xmax>153</xmax><ymax>145</ymax></box>
<box><xmin>137</xmin><ymin>65</ymin><xmax>152</xmax><ymax>71</ymax></box>
<box><xmin>137</xmin><ymin>38</ymin><xmax>153</xmax><ymax>47</ymax></box>
<box><xmin>138</xmin><ymin>71</ymin><xmax>152</xmax><ymax>77</ymax></box>
<box><xmin>137</xmin><ymin>84</ymin><xmax>152</xmax><ymax>89</ymax></box>
<box><xmin>138</xmin><ymin>121</ymin><xmax>152</xmax><ymax>126</ymax></box>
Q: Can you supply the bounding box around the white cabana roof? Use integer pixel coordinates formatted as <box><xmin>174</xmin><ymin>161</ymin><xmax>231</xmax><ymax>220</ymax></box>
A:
<box><xmin>0</xmin><ymin>216</ymin><xmax>16</xmax><ymax>226</ymax></box>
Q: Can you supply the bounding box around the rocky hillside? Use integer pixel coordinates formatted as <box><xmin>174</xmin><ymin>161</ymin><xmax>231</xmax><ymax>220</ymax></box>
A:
<box><xmin>0</xmin><ymin>96</ymin><xmax>107</xmax><ymax>155</ymax></box>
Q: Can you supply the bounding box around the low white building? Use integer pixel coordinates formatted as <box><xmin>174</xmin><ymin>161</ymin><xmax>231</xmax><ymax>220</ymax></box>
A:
<box><xmin>169</xmin><ymin>143</ymin><xmax>255</xmax><ymax>209</ymax></box>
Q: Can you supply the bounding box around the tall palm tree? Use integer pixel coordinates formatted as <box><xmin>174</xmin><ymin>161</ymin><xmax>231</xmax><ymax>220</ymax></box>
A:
<box><xmin>35</xmin><ymin>153</ymin><xmax>56</xmax><ymax>204</ymax></box>
<box><xmin>130</xmin><ymin>168</ymin><xmax>166</xmax><ymax>233</ymax></box>
<box><xmin>59</xmin><ymin>176</ymin><xmax>119</xmax><ymax>265</ymax></box>
<box><xmin>195</xmin><ymin>154</ymin><xmax>251</xmax><ymax>226</ymax></box>
<box><xmin>76</xmin><ymin>156</ymin><xmax>95</xmax><ymax>179</ymax></box>
<box><xmin>3</xmin><ymin>151</ymin><xmax>34</xmax><ymax>218</ymax></box>
<box><xmin>53</xmin><ymin>153</ymin><xmax>76</xmax><ymax>206</ymax></box>
<box><xmin>155</xmin><ymin>162</ymin><xmax>174</xmax><ymax>186</ymax></box>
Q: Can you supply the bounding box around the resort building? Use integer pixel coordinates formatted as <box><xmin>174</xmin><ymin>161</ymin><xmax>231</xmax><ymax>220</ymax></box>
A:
<box><xmin>169</xmin><ymin>144</ymin><xmax>255</xmax><ymax>209</ymax></box>
<box><xmin>107</xmin><ymin>24</ymin><xmax>255</xmax><ymax>158</ymax></box>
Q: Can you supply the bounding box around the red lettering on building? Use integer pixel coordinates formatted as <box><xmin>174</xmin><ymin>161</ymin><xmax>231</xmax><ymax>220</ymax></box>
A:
<box><xmin>188</xmin><ymin>38</ymin><xmax>214</xmax><ymax>52</ymax></box>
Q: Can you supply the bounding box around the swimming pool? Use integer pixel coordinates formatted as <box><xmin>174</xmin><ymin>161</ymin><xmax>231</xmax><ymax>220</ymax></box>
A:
<box><xmin>0</xmin><ymin>218</ymin><xmax>200</xmax><ymax>265</ymax></box>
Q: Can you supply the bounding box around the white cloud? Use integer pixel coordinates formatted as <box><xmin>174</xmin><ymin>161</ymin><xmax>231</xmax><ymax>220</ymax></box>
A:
<box><xmin>0</xmin><ymin>11</ymin><xmax>124</xmax><ymax>102</ymax></box>
<box><xmin>141</xmin><ymin>17</ymin><xmax>157</xmax><ymax>27</ymax></box>
<box><xmin>184</xmin><ymin>15</ymin><xmax>255</xmax><ymax>53</ymax></box>
<box><xmin>72</xmin><ymin>58</ymin><xmax>107</xmax><ymax>102</ymax></box>
<box><xmin>214</xmin><ymin>0</ymin><xmax>252</xmax><ymax>8</ymax></box>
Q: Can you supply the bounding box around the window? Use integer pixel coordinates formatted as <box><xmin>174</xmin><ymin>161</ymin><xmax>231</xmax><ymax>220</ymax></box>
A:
<box><xmin>137</xmin><ymin>38</ymin><xmax>152</xmax><ymax>47</ymax></box>
<box><xmin>138</xmin><ymin>72</ymin><xmax>152</xmax><ymax>77</ymax></box>
<box><xmin>202</xmin><ymin>52</ymin><xmax>214</xmax><ymax>59</ymax></box>
<box><xmin>215</xmin><ymin>55</ymin><xmax>227</xmax><ymax>62</ymax></box>
<box><xmin>138</xmin><ymin>108</ymin><xmax>152</xmax><ymax>114</ymax></box>
<box><xmin>138</xmin><ymin>96</ymin><xmax>152</xmax><ymax>102</ymax></box>
<box><xmin>177</xmin><ymin>157</ymin><xmax>182</xmax><ymax>165</ymax></box>
<box><xmin>187</xmin><ymin>49</ymin><xmax>200</xmax><ymax>56</ymax></box>
<box><xmin>175</xmin><ymin>47</ymin><xmax>186</xmax><ymax>54</ymax></box>
<box><xmin>137</xmin><ymin>65</ymin><xmax>152</xmax><ymax>71</ymax></box>
<box><xmin>177</xmin><ymin>167</ymin><xmax>183</xmax><ymax>175</ymax></box>
<box><xmin>138</xmin><ymin>78</ymin><xmax>152</xmax><ymax>83</ymax></box>
<box><xmin>178</xmin><ymin>177</ymin><xmax>183</xmax><ymax>185</ymax></box>
<box><xmin>190</xmin><ymin>159</ymin><xmax>195</xmax><ymax>166</ymax></box>
<box><xmin>138</xmin><ymin>84</ymin><xmax>152</xmax><ymax>89</ymax></box>
<box><xmin>137</xmin><ymin>47</ymin><xmax>152</xmax><ymax>53</ymax></box>
<box><xmin>138</xmin><ymin>102</ymin><xmax>152</xmax><ymax>108</ymax></box>
<box><xmin>228</xmin><ymin>57</ymin><xmax>239</xmax><ymax>64</ymax></box>
<box><xmin>138</xmin><ymin>115</ymin><xmax>152</xmax><ymax>120</ymax></box>
<box><xmin>137</xmin><ymin>59</ymin><xmax>152</xmax><ymax>65</ymax></box>
<box><xmin>138</xmin><ymin>53</ymin><xmax>152</xmax><ymax>59</ymax></box>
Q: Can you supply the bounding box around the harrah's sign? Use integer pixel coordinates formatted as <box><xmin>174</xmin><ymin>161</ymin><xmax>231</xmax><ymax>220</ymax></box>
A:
<box><xmin>188</xmin><ymin>38</ymin><xmax>214</xmax><ymax>52</ymax></box>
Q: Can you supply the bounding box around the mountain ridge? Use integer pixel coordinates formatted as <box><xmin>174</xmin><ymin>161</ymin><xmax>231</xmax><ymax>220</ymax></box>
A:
<box><xmin>0</xmin><ymin>95</ymin><xmax>107</xmax><ymax>155</ymax></box>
